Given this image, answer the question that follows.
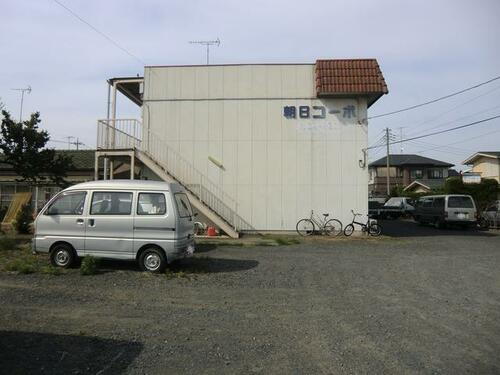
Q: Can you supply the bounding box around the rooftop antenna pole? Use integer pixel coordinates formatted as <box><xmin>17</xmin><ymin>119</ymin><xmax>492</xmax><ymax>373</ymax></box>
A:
<box><xmin>189</xmin><ymin>38</ymin><xmax>220</xmax><ymax>65</ymax></box>
<box><xmin>10</xmin><ymin>86</ymin><xmax>31</xmax><ymax>122</ymax></box>
<box><xmin>397</xmin><ymin>127</ymin><xmax>406</xmax><ymax>153</ymax></box>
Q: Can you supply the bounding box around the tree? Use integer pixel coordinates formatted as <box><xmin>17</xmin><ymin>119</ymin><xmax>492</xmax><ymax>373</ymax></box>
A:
<box><xmin>0</xmin><ymin>109</ymin><xmax>73</xmax><ymax>187</ymax></box>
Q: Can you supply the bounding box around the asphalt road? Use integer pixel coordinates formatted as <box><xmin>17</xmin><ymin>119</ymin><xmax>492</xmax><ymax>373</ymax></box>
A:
<box><xmin>1</xmin><ymin>221</ymin><xmax>499</xmax><ymax>374</ymax></box>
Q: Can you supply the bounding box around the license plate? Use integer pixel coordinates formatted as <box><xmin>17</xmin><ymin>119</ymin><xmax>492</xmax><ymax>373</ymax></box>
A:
<box><xmin>457</xmin><ymin>213</ymin><xmax>468</xmax><ymax>220</ymax></box>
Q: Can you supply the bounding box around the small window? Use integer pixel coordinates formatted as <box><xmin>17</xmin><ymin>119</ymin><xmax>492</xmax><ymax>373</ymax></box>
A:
<box><xmin>411</xmin><ymin>169</ymin><xmax>423</xmax><ymax>179</ymax></box>
<box><xmin>137</xmin><ymin>193</ymin><xmax>166</xmax><ymax>215</ymax></box>
<box><xmin>90</xmin><ymin>192</ymin><xmax>132</xmax><ymax>215</ymax></box>
<box><xmin>46</xmin><ymin>191</ymin><xmax>86</xmax><ymax>215</ymax></box>
<box><xmin>447</xmin><ymin>196</ymin><xmax>474</xmax><ymax>209</ymax></box>
<box><xmin>174</xmin><ymin>193</ymin><xmax>193</xmax><ymax>218</ymax></box>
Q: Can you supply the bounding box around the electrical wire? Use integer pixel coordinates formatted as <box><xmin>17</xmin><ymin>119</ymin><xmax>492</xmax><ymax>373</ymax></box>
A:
<box><xmin>406</xmin><ymin>86</ymin><xmax>500</xmax><ymax>137</ymax></box>
<box><xmin>369</xmin><ymin>75</ymin><xmax>500</xmax><ymax>119</ymax></box>
<box><xmin>365</xmin><ymin>114</ymin><xmax>500</xmax><ymax>151</ymax></box>
<box><xmin>52</xmin><ymin>0</ymin><xmax>146</xmax><ymax>67</ymax></box>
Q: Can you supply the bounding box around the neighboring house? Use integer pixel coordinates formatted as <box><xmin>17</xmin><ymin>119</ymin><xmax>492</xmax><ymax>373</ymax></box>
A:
<box><xmin>368</xmin><ymin>154</ymin><xmax>454</xmax><ymax>196</ymax></box>
<box><xmin>462</xmin><ymin>151</ymin><xmax>500</xmax><ymax>183</ymax></box>
<box><xmin>0</xmin><ymin>150</ymin><xmax>106</xmax><ymax>210</ymax></box>
<box><xmin>96</xmin><ymin>58</ymin><xmax>389</xmax><ymax>236</ymax></box>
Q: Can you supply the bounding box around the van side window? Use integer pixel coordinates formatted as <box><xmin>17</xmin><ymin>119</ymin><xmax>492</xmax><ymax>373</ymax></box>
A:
<box><xmin>90</xmin><ymin>192</ymin><xmax>133</xmax><ymax>215</ymax></box>
<box><xmin>174</xmin><ymin>193</ymin><xmax>193</xmax><ymax>218</ymax></box>
<box><xmin>137</xmin><ymin>193</ymin><xmax>166</xmax><ymax>215</ymax></box>
<box><xmin>46</xmin><ymin>191</ymin><xmax>86</xmax><ymax>215</ymax></box>
<box><xmin>433</xmin><ymin>198</ymin><xmax>445</xmax><ymax>208</ymax></box>
<box><xmin>423</xmin><ymin>199</ymin><xmax>433</xmax><ymax>208</ymax></box>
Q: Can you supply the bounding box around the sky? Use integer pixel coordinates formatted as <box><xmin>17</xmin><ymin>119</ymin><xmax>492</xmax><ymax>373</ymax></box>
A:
<box><xmin>1</xmin><ymin>0</ymin><xmax>499</xmax><ymax>169</ymax></box>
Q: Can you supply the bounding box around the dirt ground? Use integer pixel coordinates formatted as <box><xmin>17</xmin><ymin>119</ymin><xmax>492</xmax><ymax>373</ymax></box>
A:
<box><xmin>1</xmin><ymin>222</ymin><xmax>500</xmax><ymax>374</ymax></box>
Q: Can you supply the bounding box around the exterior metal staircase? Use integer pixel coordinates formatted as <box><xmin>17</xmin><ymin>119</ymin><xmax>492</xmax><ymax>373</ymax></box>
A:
<box><xmin>96</xmin><ymin>120</ymin><xmax>252</xmax><ymax>238</ymax></box>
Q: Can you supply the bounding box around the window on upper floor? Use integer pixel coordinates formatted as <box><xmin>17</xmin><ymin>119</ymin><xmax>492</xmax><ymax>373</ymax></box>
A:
<box><xmin>410</xmin><ymin>169</ymin><xmax>423</xmax><ymax>179</ymax></box>
<box><xmin>428</xmin><ymin>169</ymin><xmax>443</xmax><ymax>179</ymax></box>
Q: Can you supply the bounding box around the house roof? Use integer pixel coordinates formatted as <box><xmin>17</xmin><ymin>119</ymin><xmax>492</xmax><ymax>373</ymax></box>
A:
<box><xmin>0</xmin><ymin>150</ymin><xmax>98</xmax><ymax>171</ymax></box>
<box><xmin>369</xmin><ymin>154</ymin><xmax>454</xmax><ymax>168</ymax></box>
<box><xmin>462</xmin><ymin>151</ymin><xmax>500</xmax><ymax>165</ymax></box>
<box><xmin>315</xmin><ymin>59</ymin><xmax>388</xmax><ymax>107</ymax></box>
<box><xmin>403</xmin><ymin>179</ymin><xmax>445</xmax><ymax>192</ymax></box>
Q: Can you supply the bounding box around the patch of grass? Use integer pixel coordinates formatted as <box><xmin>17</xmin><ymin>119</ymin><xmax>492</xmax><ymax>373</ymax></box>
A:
<box><xmin>4</xmin><ymin>256</ymin><xmax>38</xmax><ymax>274</ymax></box>
<box><xmin>40</xmin><ymin>265</ymin><xmax>63</xmax><ymax>276</ymax></box>
<box><xmin>0</xmin><ymin>236</ymin><xmax>18</xmax><ymax>251</ymax></box>
<box><xmin>80</xmin><ymin>256</ymin><xmax>100</xmax><ymax>276</ymax></box>
<box><xmin>273</xmin><ymin>237</ymin><xmax>301</xmax><ymax>246</ymax></box>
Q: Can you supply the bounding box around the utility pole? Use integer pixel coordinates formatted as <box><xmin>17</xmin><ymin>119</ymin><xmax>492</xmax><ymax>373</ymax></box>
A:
<box><xmin>189</xmin><ymin>38</ymin><xmax>221</xmax><ymax>65</ymax></box>
<box><xmin>386</xmin><ymin>127</ymin><xmax>391</xmax><ymax>196</ymax></box>
<box><xmin>10</xmin><ymin>86</ymin><xmax>31</xmax><ymax>122</ymax></box>
<box><xmin>71</xmin><ymin>138</ymin><xmax>84</xmax><ymax>150</ymax></box>
<box><xmin>65</xmin><ymin>136</ymin><xmax>74</xmax><ymax>150</ymax></box>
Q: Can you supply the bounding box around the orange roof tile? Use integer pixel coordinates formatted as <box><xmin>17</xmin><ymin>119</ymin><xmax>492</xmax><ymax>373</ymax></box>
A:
<box><xmin>315</xmin><ymin>59</ymin><xmax>388</xmax><ymax>106</ymax></box>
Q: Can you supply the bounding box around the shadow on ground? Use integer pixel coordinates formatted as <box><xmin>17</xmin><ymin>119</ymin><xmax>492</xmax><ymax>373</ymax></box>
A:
<box><xmin>95</xmin><ymin>256</ymin><xmax>258</xmax><ymax>274</ymax></box>
<box><xmin>172</xmin><ymin>257</ymin><xmax>259</xmax><ymax>273</ymax></box>
<box><xmin>0</xmin><ymin>331</ymin><xmax>142</xmax><ymax>375</ymax></box>
<box><xmin>381</xmin><ymin>219</ymin><xmax>497</xmax><ymax>238</ymax></box>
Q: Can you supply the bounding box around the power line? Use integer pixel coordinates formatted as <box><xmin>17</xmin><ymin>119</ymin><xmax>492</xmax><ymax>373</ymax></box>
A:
<box><xmin>52</xmin><ymin>0</ymin><xmax>146</xmax><ymax>67</ymax></box>
<box><xmin>406</xmin><ymin>86</ymin><xmax>500</xmax><ymax>137</ymax></box>
<box><xmin>369</xmin><ymin>75</ymin><xmax>500</xmax><ymax>120</ymax></box>
<box><xmin>365</xmin><ymin>114</ymin><xmax>500</xmax><ymax>151</ymax></box>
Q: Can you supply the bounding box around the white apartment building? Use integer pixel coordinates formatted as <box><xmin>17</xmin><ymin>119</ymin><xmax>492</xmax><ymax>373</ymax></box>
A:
<box><xmin>96</xmin><ymin>59</ymin><xmax>388</xmax><ymax>237</ymax></box>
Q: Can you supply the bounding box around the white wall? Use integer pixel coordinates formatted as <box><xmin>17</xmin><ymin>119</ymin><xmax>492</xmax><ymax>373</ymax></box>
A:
<box><xmin>142</xmin><ymin>64</ymin><xmax>369</xmax><ymax>230</ymax></box>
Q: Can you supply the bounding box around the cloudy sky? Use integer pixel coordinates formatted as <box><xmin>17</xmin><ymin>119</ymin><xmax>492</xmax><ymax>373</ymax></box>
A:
<box><xmin>1</xmin><ymin>0</ymin><xmax>499</xmax><ymax>168</ymax></box>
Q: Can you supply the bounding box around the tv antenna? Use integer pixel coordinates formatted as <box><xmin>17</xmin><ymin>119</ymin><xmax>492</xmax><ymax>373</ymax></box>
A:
<box><xmin>189</xmin><ymin>38</ymin><xmax>220</xmax><ymax>65</ymax></box>
<box><xmin>10</xmin><ymin>85</ymin><xmax>31</xmax><ymax>122</ymax></box>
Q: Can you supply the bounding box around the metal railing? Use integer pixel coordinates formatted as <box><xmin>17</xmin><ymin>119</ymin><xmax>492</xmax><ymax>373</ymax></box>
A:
<box><xmin>96</xmin><ymin>119</ymin><xmax>252</xmax><ymax>231</ymax></box>
<box><xmin>97</xmin><ymin>119</ymin><xmax>142</xmax><ymax>149</ymax></box>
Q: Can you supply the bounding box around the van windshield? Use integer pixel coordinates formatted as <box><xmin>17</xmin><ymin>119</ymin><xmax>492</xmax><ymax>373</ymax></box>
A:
<box><xmin>448</xmin><ymin>196</ymin><xmax>474</xmax><ymax>208</ymax></box>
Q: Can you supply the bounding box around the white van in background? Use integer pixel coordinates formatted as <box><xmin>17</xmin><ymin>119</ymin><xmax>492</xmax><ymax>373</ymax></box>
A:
<box><xmin>33</xmin><ymin>180</ymin><xmax>195</xmax><ymax>272</ymax></box>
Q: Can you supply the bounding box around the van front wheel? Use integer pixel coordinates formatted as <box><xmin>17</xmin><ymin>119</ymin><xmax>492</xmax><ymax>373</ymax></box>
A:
<box><xmin>139</xmin><ymin>248</ymin><xmax>166</xmax><ymax>273</ymax></box>
<box><xmin>50</xmin><ymin>244</ymin><xmax>76</xmax><ymax>268</ymax></box>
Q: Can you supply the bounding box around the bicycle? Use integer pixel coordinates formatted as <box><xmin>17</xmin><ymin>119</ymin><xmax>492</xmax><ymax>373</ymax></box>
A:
<box><xmin>344</xmin><ymin>210</ymin><xmax>382</xmax><ymax>236</ymax></box>
<box><xmin>296</xmin><ymin>210</ymin><xmax>343</xmax><ymax>236</ymax></box>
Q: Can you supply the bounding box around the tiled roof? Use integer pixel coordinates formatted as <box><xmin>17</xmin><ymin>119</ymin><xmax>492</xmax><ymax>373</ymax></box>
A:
<box><xmin>315</xmin><ymin>59</ymin><xmax>388</xmax><ymax>106</ymax></box>
<box><xmin>462</xmin><ymin>151</ymin><xmax>500</xmax><ymax>164</ymax></box>
<box><xmin>0</xmin><ymin>150</ymin><xmax>98</xmax><ymax>170</ymax></box>
<box><xmin>369</xmin><ymin>154</ymin><xmax>454</xmax><ymax>168</ymax></box>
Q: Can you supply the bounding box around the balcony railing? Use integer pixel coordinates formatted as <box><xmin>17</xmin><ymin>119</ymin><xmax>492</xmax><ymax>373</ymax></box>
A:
<box><xmin>97</xmin><ymin>119</ymin><xmax>142</xmax><ymax>149</ymax></box>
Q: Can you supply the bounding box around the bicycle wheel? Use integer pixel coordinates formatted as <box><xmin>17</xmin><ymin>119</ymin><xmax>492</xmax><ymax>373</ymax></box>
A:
<box><xmin>325</xmin><ymin>219</ymin><xmax>343</xmax><ymax>236</ymax></box>
<box><xmin>343</xmin><ymin>224</ymin><xmax>354</xmax><ymax>237</ymax></box>
<box><xmin>296</xmin><ymin>219</ymin><xmax>315</xmax><ymax>236</ymax></box>
<box><xmin>369</xmin><ymin>223</ymin><xmax>382</xmax><ymax>236</ymax></box>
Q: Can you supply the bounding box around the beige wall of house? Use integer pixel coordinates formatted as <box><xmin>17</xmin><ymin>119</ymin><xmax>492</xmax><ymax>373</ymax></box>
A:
<box><xmin>471</xmin><ymin>156</ymin><xmax>500</xmax><ymax>182</ymax></box>
<box><xmin>141</xmin><ymin>64</ymin><xmax>369</xmax><ymax>230</ymax></box>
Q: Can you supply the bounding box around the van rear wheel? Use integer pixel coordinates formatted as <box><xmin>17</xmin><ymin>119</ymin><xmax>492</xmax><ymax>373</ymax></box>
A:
<box><xmin>50</xmin><ymin>244</ymin><xmax>76</xmax><ymax>268</ymax></box>
<box><xmin>139</xmin><ymin>247</ymin><xmax>166</xmax><ymax>273</ymax></box>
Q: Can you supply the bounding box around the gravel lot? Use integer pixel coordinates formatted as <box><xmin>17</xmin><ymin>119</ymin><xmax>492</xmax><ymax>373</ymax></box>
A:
<box><xmin>1</xmin><ymin>222</ymin><xmax>500</xmax><ymax>374</ymax></box>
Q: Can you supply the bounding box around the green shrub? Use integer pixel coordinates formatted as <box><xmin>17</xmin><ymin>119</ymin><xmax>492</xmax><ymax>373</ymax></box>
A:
<box><xmin>0</xmin><ymin>236</ymin><xmax>18</xmax><ymax>251</ymax></box>
<box><xmin>5</xmin><ymin>257</ymin><xmax>37</xmax><ymax>274</ymax></box>
<box><xmin>14</xmin><ymin>203</ymin><xmax>33</xmax><ymax>234</ymax></box>
<box><xmin>80</xmin><ymin>256</ymin><xmax>100</xmax><ymax>275</ymax></box>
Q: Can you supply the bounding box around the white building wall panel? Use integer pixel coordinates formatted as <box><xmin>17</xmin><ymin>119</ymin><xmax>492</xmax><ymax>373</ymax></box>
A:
<box><xmin>143</xmin><ymin>64</ymin><xmax>369</xmax><ymax>230</ymax></box>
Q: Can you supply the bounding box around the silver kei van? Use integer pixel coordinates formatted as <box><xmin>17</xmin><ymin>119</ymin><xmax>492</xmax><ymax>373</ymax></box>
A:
<box><xmin>33</xmin><ymin>180</ymin><xmax>195</xmax><ymax>272</ymax></box>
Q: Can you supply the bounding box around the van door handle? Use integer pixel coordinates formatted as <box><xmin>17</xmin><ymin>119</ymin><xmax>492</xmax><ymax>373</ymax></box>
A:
<box><xmin>88</xmin><ymin>219</ymin><xmax>95</xmax><ymax>227</ymax></box>
<box><xmin>76</xmin><ymin>219</ymin><xmax>84</xmax><ymax>225</ymax></box>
